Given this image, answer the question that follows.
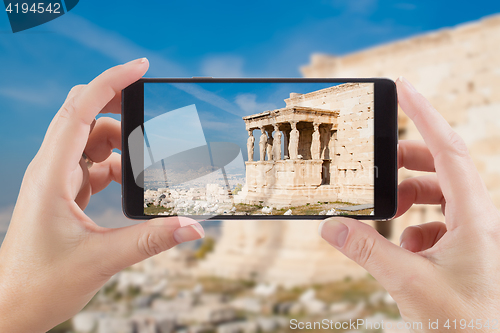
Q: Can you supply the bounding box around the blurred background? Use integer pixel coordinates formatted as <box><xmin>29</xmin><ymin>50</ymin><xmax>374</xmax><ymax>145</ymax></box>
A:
<box><xmin>1</xmin><ymin>1</ymin><xmax>500</xmax><ymax>332</ymax></box>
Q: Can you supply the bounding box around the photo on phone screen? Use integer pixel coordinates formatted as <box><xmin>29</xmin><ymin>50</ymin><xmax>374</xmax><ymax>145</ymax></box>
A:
<box><xmin>122</xmin><ymin>79</ymin><xmax>397</xmax><ymax>220</ymax></box>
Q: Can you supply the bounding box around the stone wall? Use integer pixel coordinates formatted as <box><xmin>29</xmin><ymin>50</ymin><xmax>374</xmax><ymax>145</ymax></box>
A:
<box><xmin>195</xmin><ymin>219</ymin><xmax>369</xmax><ymax>287</ymax></box>
<box><xmin>302</xmin><ymin>14</ymin><xmax>500</xmax><ymax>243</ymax></box>
<box><xmin>285</xmin><ymin>83</ymin><xmax>374</xmax><ymax>197</ymax></box>
<box><xmin>196</xmin><ymin>15</ymin><xmax>500</xmax><ymax>286</ymax></box>
<box><xmin>237</xmin><ymin>83</ymin><xmax>374</xmax><ymax>206</ymax></box>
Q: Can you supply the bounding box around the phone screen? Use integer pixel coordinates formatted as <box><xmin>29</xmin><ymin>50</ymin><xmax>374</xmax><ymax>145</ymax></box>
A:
<box><xmin>136</xmin><ymin>81</ymin><xmax>377</xmax><ymax>217</ymax></box>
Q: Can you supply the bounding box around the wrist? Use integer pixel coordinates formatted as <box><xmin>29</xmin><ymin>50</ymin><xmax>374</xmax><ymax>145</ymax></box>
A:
<box><xmin>0</xmin><ymin>262</ymin><xmax>47</xmax><ymax>333</ymax></box>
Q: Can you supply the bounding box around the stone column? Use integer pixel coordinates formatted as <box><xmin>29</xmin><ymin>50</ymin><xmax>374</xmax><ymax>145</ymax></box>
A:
<box><xmin>247</xmin><ymin>129</ymin><xmax>255</xmax><ymax>162</ymax></box>
<box><xmin>259</xmin><ymin>127</ymin><xmax>267</xmax><ymax>161</ymax></box>
<box><xmin>266</xmin><ymin>127</ymin><xmax>273</xmax><ymax>161</ymax></box>
<box><xmin>311</xmin><ymin>122</ymin><xmax>321</xmax><ymax>160</ymax></box>
<box><xmin>273</xmin><ymin>124</ymin><xmax>282</xmax><ymax>160</ymax></box>
<box><xmin>289</xmin><ymin>121</ymin><xmax>299</xmax><ymax>160</ymax></box>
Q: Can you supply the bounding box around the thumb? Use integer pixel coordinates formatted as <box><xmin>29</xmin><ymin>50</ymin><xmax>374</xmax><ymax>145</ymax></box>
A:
<box><xmin>94</xmin><ymin>216</ymin><xmax>205</xmax><ymax>275</ymax></box>
<box><xmin>319</xmin><ymin>217</ymin><xmax>426</xmax><ymax>296</ymax></box>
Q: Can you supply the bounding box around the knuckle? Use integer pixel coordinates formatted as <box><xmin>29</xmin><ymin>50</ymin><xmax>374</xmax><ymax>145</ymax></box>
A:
<box><xmin>70</xmin><ymin>84</ymin><xmax>85</xmax><ymax>94</ymax></box>
<box><xmin>66</xmin><ymin>84</ymin><xmax>85</xmax><ymax>100</ymax></box>
<box><xmin>348</xmin><ymin>235</ymin><xmax>376</xmax><ymax>267</ymax></box>
<box><xmin>25</xmin><ymin>157</ymin><xmax>41</xmax><ymax>179</ymax></box>
<box><xmin>59</xmin><ymin>85</ymin><xmax>85</xmax><ymax>119</ymax></box>
<box><xmin>444</xmin><ymin>130</ymin><xmax>469</xmax><ymax>158</ymax></box>
<box><xmin>137</xmin><ymin>230</ymin><xmax>168</xmax><ymax>257</ymax></box>
<box><xmin>59</xmin><ymin>96</ymin><xmax>78</xmax><ymax>120</ymax></box>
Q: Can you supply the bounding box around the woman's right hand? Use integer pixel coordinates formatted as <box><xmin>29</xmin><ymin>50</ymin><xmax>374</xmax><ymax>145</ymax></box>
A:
<box><xmin>319</xmin><ymin>77</ymin><xmax>500</xmax><ymax>331</ymax></box>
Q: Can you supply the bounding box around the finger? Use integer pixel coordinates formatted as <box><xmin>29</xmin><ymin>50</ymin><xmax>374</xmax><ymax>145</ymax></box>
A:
<box><xmin>44</xmin><ymin>84</ymin><xmax>87</xmax><ymax>140</ymax></box>
<box><xmin>88</xmin><ymin>152</ymin><xmax>121</xmax><ymax>195</ymax></box>
<box><xmin>396</xmin><ymin>77</ymin><xmax>494</xmax><ymax>225</ymax></box>
<box><xmin>100</xmin><ymin>92</ymin><xmax>121</xmax><ymax>114</ymax></box>
<box><xmin>74</xmin><ymin>157</ymin><xmax>91</xmax><ymax>209</ymax></box>
<box><xmin>41</xmin><ymin>58</ymin><xmax>148</xmax><ymax>182</ymax></box>
<box><xmin>84</xmin><ymin>117</ymin><xmax>121</xmax><ymax>163</ymax></box>
<box><xmin>399</xmin><ymin>222</ymin><xmax>447</xmax><ymax>253</ymax></box>
<box><xmin>395</xmin><ymin>175</ymin><xmax>444</xmax><ymax>218</ymax></box>
<box><xmin>94</xmin><ymin>217</ymin><xmax>205</xmax><ymax>276</ymax></box>
<box><xmin>398</xmin><ymin>140</ymin><xmax>434</xmax><ymax>172</ymax></box>
<box><xmin>319</xmin><ymin>217</ymin><xmax>430</xmax><ymax>299</ymax></box>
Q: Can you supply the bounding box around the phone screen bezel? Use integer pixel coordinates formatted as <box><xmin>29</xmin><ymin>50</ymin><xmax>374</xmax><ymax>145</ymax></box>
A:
<box><xmin>122</xmin><ymin>78</ymin><xmax>397</xmax><ymax>220</ymax></box>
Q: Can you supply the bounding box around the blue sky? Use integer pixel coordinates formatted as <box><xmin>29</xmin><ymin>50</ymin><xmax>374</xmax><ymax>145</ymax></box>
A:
<box><xmin>1</xmin><ymin>0</ymin><xmax>500</xmax><ymax>230</ymax></box>
<box><xmin>144</xmin><ymin>82</ymin><xmax>344</xmax><ymax>141</ymax></box>
<box><xmin>143</xmin><ymin>81</ymin><xmax>344</xmax><ymax>170</ymax></box>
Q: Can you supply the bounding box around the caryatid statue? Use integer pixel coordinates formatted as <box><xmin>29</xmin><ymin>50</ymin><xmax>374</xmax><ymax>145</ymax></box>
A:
<box><xmin>283</xmin><ymin>130</ymin><xmax>290</xmax><ymax>159</ymax></box>
<box><xmin>329</xmin><ymin>129</ymin><xmax>338</xmax><ymax>161</ymax></box>
<box><xmin>273</xmin><ymin>124</ymin><xmax>282</xmax><ymax>160</ymax></box>
<box><xmin>320</xmin><ymin>124</ymin><xmax>332</xmax><ymax>159</ymax></box>
<box><xmin>289</xmin><ymin>121</ymin><xmax>299</xmax><ymax>160</ymax></box>
<box><xmin>247</xmin><ymin>130</ymin><xmax>255</xmax><ymax>161</ymax></box>
<box><xmin>259</xmin><ymin>127</ymin><xmax>267</xmax><ymax>161</ymax></box>
<box><xmin>311</xmin><ymin>122</ymin><xmax>321</xmax><ymax>160</ymax></box>
<box><xmin>266</xmin><ymin>128</ymin><xmax>273</xmax><ymax>161</ymax></box>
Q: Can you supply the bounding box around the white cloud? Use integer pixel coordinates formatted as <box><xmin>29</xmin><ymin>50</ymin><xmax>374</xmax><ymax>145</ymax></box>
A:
<box><xmin>235</xmin><ymin>1</ymin><xmax>415</xmax><ymax>77</ymax></box>
<box><xmin>0</xmin><ymin>82</ymin><xmax>65</xmax><ymax>107</ymax></box>
<box><xmin>328</xmin><ymin>0</ymin><xmax>378</xmax><ymax>15</ymax></box>
<box><xmin>51</xmin><ymin>14</ymin><xmax>185</xmax><ymax>76</ymax></box>
<box><xmin>50</xmin><ymin>13</ymin><xmax>242</xmax><ymax>116</ymax></box>
<box><xmin>201</xmin><ymin>55</ymin><xmax>245</xmax><ymax>77</ymax></box>
<box><xmin>235</xmin><ymin>93</ymin><xmax>278</xmax><ymax>115</ymax></box>
<box><xmin>171</xmin><ymin>83</ymin><xmax>242</xmax><ymax>116</ymax></box>
<box><xmin>196</xmin><ymin>119</ymin><xmax>231</xmax><ymax>130</ymax></box>
<box><xmin>394</xmin><ymin>3</ymin><xmax>417</xmax><ymax>10</ymax></box>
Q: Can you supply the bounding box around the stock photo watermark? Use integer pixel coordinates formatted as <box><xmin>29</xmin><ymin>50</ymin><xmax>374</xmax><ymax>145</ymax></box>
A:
<box><xmin>3</xmin><ymin>0</ymin><xmax>79</xmax><ymax>33</ymax></box>
<box><xmin>290</xmin><ymin>318</ymin><xmax>500</xmax><ymax>330</ymax></box>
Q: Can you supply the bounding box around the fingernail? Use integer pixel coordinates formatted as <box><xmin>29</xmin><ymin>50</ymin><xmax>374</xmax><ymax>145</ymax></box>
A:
<box><xmin>126</xmin><ymin>58</ymin><xmax>148</xmax><ymax>66</ymax></box>
<box><xmin>178</xmin><ymin>217</ymin><xmax>198</xmax><ymax>227</ymax></box>
<box><xmin>398</xmin><ymin>76</ymin><xmax>417</xmax><ymax>93</ymax></box>
<box><xmin>173</xmin><ymin>223</ymin><xmax>205</xmax><ymax>243</ymax></box>
<box><xmin>400</xmin><ymin>241</ymin><xmax>411</xmax><ymax>251</ymax></box>
<box><xmin>318</xmin><ymin>219</ymin><xmax>349</xmax><ymax>248</ymax></box>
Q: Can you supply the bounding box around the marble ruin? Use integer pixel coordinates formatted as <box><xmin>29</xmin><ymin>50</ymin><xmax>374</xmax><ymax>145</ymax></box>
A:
<box><xmin>235</xmin><ymin>83</ymin><xmax>374</xmax><ymax>206</ymax></box>
<box><xmin>195</xmin><ymin>15</ymin><xmax>500</xmax><ymax>286</ymax></box>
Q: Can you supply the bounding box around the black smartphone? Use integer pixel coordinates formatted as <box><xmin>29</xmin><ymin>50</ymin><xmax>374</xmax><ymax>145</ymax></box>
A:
<box><xmin>122</xmin><ymin>78</ymin><xmax>397</xmax><ymax>220</ymax></box>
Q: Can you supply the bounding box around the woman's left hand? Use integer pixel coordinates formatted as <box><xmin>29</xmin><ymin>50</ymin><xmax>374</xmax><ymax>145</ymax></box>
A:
<box><xmin>0</xmin><ymin>58</ymin><xmax>205</xmax><ymax>332</ymax></box>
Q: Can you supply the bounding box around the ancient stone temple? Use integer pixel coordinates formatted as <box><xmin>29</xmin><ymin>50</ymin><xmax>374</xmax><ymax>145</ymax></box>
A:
<box><xmin>235</xmin><ymin>83</ymin><xmax>374</xmax><ymax>206</ymax></box>
<box><xmin>195</xmin><ymin>15</ymin><xmax>500</xmax><ymax>286</ymax></box>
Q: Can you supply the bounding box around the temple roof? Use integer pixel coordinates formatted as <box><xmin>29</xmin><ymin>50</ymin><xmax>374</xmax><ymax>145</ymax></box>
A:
<box><xmin>243</xmin><ymin>106</ymin><xmax>340</xmax><ymax>130</ymax></box>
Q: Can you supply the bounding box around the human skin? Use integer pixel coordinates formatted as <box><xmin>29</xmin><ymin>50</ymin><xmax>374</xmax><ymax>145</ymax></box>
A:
<box><xmin>0</xmin><ymin>59</ymin><xmax>205</xmax><ymax>332</ymax></box>
<box><xmin>320</xmin><ymin>77</ymin><xmax>500</xmax><ymax>331</ymax></box>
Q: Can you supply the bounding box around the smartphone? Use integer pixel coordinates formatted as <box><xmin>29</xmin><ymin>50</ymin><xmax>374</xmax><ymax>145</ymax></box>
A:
<box><xmin>122</xmin><ymin>78</ymin><xmax>397</xmax><ymax>220</ymax></box>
